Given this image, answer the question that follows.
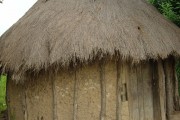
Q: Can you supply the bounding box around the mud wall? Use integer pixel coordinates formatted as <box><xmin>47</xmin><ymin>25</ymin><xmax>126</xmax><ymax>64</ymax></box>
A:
<box><xmin>7</xmin><ymin>58</ymin><xmax>178</xmax><ymax>120</ymax></box>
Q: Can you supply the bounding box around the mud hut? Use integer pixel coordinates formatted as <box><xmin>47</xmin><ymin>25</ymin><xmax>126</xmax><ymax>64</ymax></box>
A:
<box><xmin>0</xmin><ymin>0</ymin><xmax>180</xmax><ymax>120</ymax></box>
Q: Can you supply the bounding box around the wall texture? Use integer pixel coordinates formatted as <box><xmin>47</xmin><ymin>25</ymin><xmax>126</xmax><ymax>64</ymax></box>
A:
<box><xmin>7</xmin><ymin>58</ymin><xmax>179</xmax><ymax>120</ymax></box>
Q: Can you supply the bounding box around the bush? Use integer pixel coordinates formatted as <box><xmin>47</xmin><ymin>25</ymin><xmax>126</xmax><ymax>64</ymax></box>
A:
<box><xmin>148</xmin><ymin>0</ymin><xmax>180</xmax><ymax>26</ymax></box>
<box><xmin>0</xmin><ymin>75</ymin><xmax>7</xmax><ymax>113</ymax></box>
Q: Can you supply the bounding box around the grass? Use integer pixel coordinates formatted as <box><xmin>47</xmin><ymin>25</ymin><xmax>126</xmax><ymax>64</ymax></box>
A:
<box><xmin>0</xmin><ymin>75</ymin><xmax>7</xmax><ymax>113</ymax></box>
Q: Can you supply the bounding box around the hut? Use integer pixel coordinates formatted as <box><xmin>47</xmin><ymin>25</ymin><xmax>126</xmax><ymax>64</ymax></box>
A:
<box><xmin>0</xmin><ymin>0</ymin><xmax>180</xmax><ymax>120</ymax></box>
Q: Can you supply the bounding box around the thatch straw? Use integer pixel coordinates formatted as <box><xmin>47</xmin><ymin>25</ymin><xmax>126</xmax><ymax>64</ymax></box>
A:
<box><xmin>0</xmin><ymin>0</ymin><xmax>180</xmax><ymax>81</ymax></box>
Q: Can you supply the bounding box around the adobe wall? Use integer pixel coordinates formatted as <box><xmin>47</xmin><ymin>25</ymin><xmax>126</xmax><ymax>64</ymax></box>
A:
<box><xmin>7</xmin><ymin>80</ymin><xmax>24</xmax><ymax>120</ymax></box>
<box><xmin>7</xmin><ymin>58</ymin><xmax>178</xmax><ymax>120</ymax></box>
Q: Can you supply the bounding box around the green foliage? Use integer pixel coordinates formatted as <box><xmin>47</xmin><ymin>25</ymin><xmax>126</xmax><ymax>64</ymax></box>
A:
<box><xmin>148</xmin><ymin>0</ymin><xmax>180</xmax><ymax>26</ymax></box>
<box><xmin>148</xmin><ymin>0</ymin><xmax>158</xmax><ymax>5</ymax></box>
<box><xmin>160</xmin><ymin>2</ymin><xmax>180</xmax><ymax>25</ymax></box>
<box><xmin>0</xmin><ymin>75</ymin><xmax>7</xmax><ymax>113</ymax></box>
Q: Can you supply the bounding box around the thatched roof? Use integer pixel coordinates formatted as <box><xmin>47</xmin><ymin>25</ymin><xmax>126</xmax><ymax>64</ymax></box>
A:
<box><xmin>0</xmin><ymin>0</ymin><xmax>180</xmax><ymax>78</ymax></box>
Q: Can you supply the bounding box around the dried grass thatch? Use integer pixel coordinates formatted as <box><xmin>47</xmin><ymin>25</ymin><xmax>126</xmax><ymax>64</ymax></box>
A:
<box><xmin>0</xmin><ymin>0</ymin><xmax>180</xmax><ymax>80</ymax></box>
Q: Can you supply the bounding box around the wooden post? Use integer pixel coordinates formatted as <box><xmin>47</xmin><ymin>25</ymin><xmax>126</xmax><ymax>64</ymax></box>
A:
<box><xmin>51</xmin><ymin>72</ymin><xmax>58</xmax><ymax>120</ymax></box>
<box><xmin>140</xmin><ymin>62</ymin><xmax>154</xmax><ymax>120</ymax></box>
<box><xmin>116</xmin><ymin>60</ymin><xmax>122</xmax><ymax>120</ymax></box>
<box><xmin>99</xmin><ymin>59</ymin><xmax>106</xmax><ymax>120</ymax></box>
<box><xmin>163</xmin><ymin>57</ymin><xmax>175</xmax><ymax>119</ymax></box>
<box><xmin>22</xmin><ymin>86</ymin><xmax>28</xmax><ymax>120</ymax></box>
<box><xmin>157</xmin><ymin>60</ymin><xmax>166</xmax><ymax>120</ymax></box>
<box><xmin>151</xmin><ymin>60</ymin><xmax>162</xmax><ymax>120</ymax></box>
<box><xmin>126</xmin><ymin>63</ymin><xmax>139</xmax><ymax>120</ymax></box>
<box><xmin>73</xmin><ymin>70</ymin><xmax>78</xmax><ymax>120</ymax></box>
<box><xmin>136</xmin><ymin>64</ymin><xmax>145</xmax><ymax>120</ymax></box>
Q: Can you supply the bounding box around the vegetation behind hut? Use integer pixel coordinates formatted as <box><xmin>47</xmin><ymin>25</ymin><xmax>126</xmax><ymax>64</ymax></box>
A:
<box><xmin>148</xmin><ymin>0</ymin><xmax>180</xmax><ymax>26</ymax></box>
<box><xmin>0</xmin><ymin>75</ymin><xmax>7</xmax><ymax>113</ymax></box>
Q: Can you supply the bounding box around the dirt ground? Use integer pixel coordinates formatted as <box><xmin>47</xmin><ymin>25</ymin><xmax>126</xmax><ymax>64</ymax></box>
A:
<box><xmin>170</xmin><ymin>111</ymin><xmax>180</xmax><ymax>120</ymax></box>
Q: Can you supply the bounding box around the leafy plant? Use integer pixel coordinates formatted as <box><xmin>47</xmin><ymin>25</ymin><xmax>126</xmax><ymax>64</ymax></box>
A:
<box><xmin>0</xmin><ymin>75</ymin><xmax>7</xmax><ymax>113</ymax></box>
<box><xmin>159</xmin><ymin>1</ymin><xmax>180</xmax><ymax>26</ymax></box>
<box><xmin>148</xmin><ymin>0</ymin><xmax>180</xmax><ymax>26</ymax></box>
